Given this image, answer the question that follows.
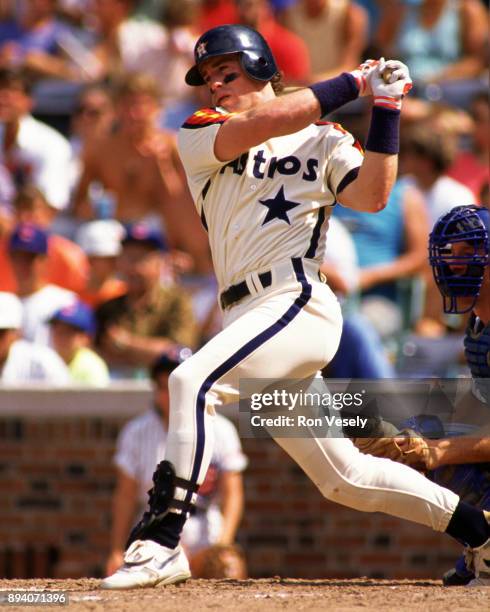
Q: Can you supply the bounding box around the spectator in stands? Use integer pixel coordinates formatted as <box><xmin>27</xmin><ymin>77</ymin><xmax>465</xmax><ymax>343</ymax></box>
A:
<box><xmin>0</xmin><ymin>68</ymin><xmax>72</xmax><ymax>211</ymax></box>
<box><xmin>284</xmin><ymin>0</ymin><xmax>368</xmax><ymax>80</ymax></box>
<box><xmin>0</xmin><ymin>186</ymin><xmax>89</xmax><ymax>294</ymax></box>
<box><xmin>401</xmin><ymin>125</ymin><xmax>481</xmax><ymax>336</ymax></box>
<box><xmin>0</xmin><ymin>291</ymin><xmax>70</xmax><ymax>384</ymax></box>
<box><xmin>95</xmin><ymin>223</ymin><xmax>198</xmax><ymax>376</ymax></box>
<box><xmin>198</xmin><ymin>0</ymin><xmax>239</xmax><ymax>32</ymax></box>
<box><xmin>90</xmin><ymin>0</ymin><xmax>199</xmax><ymax>127</ymax></box>
<box><xmin>137</xmin><ymin>0</ymin><xmax>201</xmax><ymax>130</ymax></box>
<box><xmin>321</xmin><ymin>216</ymin><xmax>395</xmax><ymax>378</ymax></box>
<box><xmin>335</xmin><ymin>178</ymin><xmax>429</xmax><ymax>341</ymax></box>
<box><xmin>49</xmin><ymin>300</ymin><xmax>109</xmax><ymax>386</ymax></box>
<box><xmin>375</xmin><ymin>0</ymin><xmax>488</xmax><ymax>99</ymax></box>
<box><xmin>400</xmin><ymin>125</ymin><xmax>476</xmax><ymax>225</ymax></box>
<box><xmin>69</xmin><ymin>83</ymin><xmax>115</xmax><ymax>190</ymax></box>
<box><xmin>91</xmin><ymin>0</ymin><xmax>167</xmax><ymax>80</ymax></box>
<box><xmin>234</xmin><ymin>0</ymin><xmax>311</xmax><ymax>83</ymax></box>
<box><xmin>73</xmin><ymin>72</ymin><xmax>211</xmax><ymax>274</ymax></box>
<box><xmin>106</xmin><ymin>350</ymin><xmax>247</xmax><ymax>578</ymax></box>
<box><xmin>0</xmin><ymin>0</ymin><xmax>91</xmax><ymax>80</ymax></box>
<box><xmin>75</xmin><ymin>219</ymin><xmax>126</xmax><ymax>307</ymax></box>
<box><xmin>401</xmin><ymin>125</ymin><xmax>480</xmax><ymax>336</ymax></box>
<box><xmin>448</xmin><ymin>90</ymin><xmax>489</xmax><ymax>200</ymax></box>
<box><xmin>8</xmin><ymin>223</ymin><xmax>76</xmax><ymax>345</ymax></box>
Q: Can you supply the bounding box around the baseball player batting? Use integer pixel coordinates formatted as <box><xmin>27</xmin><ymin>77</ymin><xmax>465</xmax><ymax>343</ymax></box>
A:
<box><xmin>101</xmin><ymin>25</ymin><xmax>490</xmax><ymax>589</ymax></box>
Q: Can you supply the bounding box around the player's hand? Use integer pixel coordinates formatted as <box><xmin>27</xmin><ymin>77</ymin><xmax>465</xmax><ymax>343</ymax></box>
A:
<box><xmin>104</xmin><ymin>325</ymin><xmax>133</xmax><ymax>353</ymax></box>
<box><xmin>369</xmin><ymin>58</ymin><xmax>412</xmax><ymax>110</ymax></box>
<box><xmin>394</xmin><ymin>435</ymin><xmax>437</xmax><ymax>471</ymax></box>
<box><xmin>349</xmin><ymin>59</ymin><xmax>378</xmax><ymax>97</ymax></box>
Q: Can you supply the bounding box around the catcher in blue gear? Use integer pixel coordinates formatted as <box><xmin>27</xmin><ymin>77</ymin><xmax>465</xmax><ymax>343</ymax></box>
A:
<box><xmin>355</xmin><ymin>205</ymin><xmax>490</xmax><ymax>585</ymax></box>
<box><xmin>424</xmin><ymin>204</ymin><xmax>490</xmax><ymax>585</ymax></box>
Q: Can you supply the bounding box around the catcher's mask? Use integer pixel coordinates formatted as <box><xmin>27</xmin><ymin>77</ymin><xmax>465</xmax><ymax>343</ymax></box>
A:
<box><xmin>185</xmin><ymin>24</ymin><xmax>278</xmax><ymax>87</ymax></box>
<box><xmin>429</xmin><ymin>205</ymin><xmax>489</xmax><ymax>314</ymax></box>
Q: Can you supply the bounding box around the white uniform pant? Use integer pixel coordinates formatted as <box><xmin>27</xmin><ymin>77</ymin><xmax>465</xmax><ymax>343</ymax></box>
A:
<box><xmin>166</xmin><ymin>259</ymin><xmax>459</xmax><ymax>533</ymax></box>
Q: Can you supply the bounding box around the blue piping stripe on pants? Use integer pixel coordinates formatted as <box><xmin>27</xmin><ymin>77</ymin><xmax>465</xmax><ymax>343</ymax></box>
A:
<box><xmin>184</xmin><ymin>258</ymin><xmax>313</xmax><ymax>504</ymax></box>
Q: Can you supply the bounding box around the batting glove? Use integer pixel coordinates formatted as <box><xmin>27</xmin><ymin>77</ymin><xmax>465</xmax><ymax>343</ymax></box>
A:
<box><xmin>349</xmin><ymin>59</ymin><xmax>379</xmax><ymax>97</ymax></box>
<box><xmin>369</xmin><ymin>58</ymin><xmax>412</xmax><ymax>110</ymax></box>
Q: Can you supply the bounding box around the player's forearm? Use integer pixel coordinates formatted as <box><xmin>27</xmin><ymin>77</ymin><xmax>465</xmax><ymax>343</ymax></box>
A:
<box><xmin>113</xmin><ymin>335</ymin><xmax>174</xmax><ymax>366</ymax></box>
<box><xmin>359</xmin><ymin>250</ymin><xmax>426</xmax><ymax>289</ymax></box>
<box><xmin>23</xmin><ymin>52</ymin><xmax>80</xmax><ymax>80</ymax></box>
<box><xmin>217</xmin><ymin>74</ymin><xmax>358</xmax><ymax>160</ymax></box>
<box><xmin>428</xmin><ymin>437</ymin><xmax>490</xmax><ymax>469</ymax></box>
<box><xmin>233</xmin><ymin>88</ymin><xmax>321</xmax><ymax>142</ymax></box>
<box><xmin>218</xmin><ymin>476</ymin><xmax>244</xmax><ymax>544</ymax></box>
<box><xmin>429</xmin><ymin>56</ymin><xmax>485</xmax><ymax>82</ymax></box>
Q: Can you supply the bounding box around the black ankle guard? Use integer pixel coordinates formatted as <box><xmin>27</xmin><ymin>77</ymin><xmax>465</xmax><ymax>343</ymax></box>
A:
<box><xmin>126</xmin><ymin>460</ymin><xmax>199</xmax><ymax>546</ymax></box>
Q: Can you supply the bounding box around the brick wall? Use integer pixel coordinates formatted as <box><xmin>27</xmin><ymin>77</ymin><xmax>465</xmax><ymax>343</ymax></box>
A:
<box><xmin>0</xmin><ymin>388</ymin><xmax>460</xmax><ymax>580</ymax></box>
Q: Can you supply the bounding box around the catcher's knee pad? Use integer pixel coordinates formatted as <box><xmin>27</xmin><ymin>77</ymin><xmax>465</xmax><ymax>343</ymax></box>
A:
<box><xmin>126</xmin><ymin>460</ymin><xmax>198</xmax><ymax>546</ymax></box>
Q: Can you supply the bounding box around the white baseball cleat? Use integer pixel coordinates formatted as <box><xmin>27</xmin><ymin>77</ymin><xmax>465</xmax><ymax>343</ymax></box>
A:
<box><xmin>100</xmin><ymin>539</ymin><xmax>191</xmax><ymax>590</ymax></box>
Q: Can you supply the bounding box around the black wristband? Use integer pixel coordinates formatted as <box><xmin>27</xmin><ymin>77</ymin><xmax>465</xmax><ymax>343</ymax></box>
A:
<box><xmin>309</xmin><ymin>73</ymin><xmax>359</xmax><ymax>117</ymax></box>
<box><xmin>365</xmin><ymin>106</ymin><xmax>401</xmax><ymax>154</ymax></box>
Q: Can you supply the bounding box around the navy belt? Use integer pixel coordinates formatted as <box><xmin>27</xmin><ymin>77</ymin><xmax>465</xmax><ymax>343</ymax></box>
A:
<box><xmin>220</xmin><ymin>271</ymin><xmax>272</xmax><ymax>310</ymax></box>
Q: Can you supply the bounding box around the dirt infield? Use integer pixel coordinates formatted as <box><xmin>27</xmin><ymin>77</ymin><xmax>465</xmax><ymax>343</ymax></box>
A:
<box><xmin>0</xmin><ymin>578</ymin><xmax>487</xmax><ymax>611</ymax></box>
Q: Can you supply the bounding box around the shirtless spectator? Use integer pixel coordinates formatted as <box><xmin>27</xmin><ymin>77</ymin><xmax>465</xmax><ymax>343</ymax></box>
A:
<box><xmin>73</xmin><ymin>72</ymin><xmax>211</xmax><ymax>273</ymax></box>
<box><xmin>69</xmin><ymin>83</ymin><xmax>115</xmax><ymax>190</ymax></box>
<box><xmin>284</xmin><ymin>0</ymin><xmax>368</xmax><ymax>80</ymax></box>
<box><xmin>0</xmin><ymin>68</ymin><xmax>72</xmax><ymax>211</ymax></box>
<box><xmin>0</xmin><ymin>186</ymin><xmax>89</xmax><ymax>294</ymax></box>
<box><xmin>8</xmin><ymin>223</ymin><xmax>77</xmax><ymax>345</ymax></box>
<box><xmin>95</xmin><ymin>223</ymin><xmax>198</xmax><ymax>377</ymax></box>
<box><xmin>75</xmin><ymin>219</ymin><xmax>127</xmax><ymax>308</ymax></box>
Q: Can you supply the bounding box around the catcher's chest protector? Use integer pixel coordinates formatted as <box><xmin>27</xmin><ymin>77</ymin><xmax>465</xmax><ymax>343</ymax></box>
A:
<box><xmin>464</xmin><ymin>315</ymin><xmax>490</xmax><ymax>379</ymax></box>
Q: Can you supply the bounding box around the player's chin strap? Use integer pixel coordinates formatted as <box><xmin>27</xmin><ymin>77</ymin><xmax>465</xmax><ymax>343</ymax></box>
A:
<box><xmin>126</xmin><ymin>460</ymin><xmax>198</xmax><ymax>547</ymax></box>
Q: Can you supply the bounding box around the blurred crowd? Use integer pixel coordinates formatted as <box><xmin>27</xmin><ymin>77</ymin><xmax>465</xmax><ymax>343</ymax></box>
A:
<box><xmin>0</xmin><ymin>0</ymin><xmax>488</xmax><ymax>387</ymax></box>
<box><xmin>0</xmin><ymin>0</ymin><xmax>487</xmax><ymax>581</ymax></box>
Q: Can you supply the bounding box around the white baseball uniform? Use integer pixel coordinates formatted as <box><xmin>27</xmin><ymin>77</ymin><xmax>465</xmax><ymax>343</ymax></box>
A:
<box><xmin>170</xmin><ymin>106</ymin><xmax>459</xmax><ymax>534</ymax></box>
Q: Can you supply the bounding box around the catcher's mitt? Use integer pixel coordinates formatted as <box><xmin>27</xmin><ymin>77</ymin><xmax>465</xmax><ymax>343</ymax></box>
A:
<box><xmin>352</xmin><ymin>429</ymin><xmax>431</xmax><ymax>472</ymax></box>
<box><xmin>190</xmin><ymin>544</ymin><xmax>248</xmax><ymax>579</ymax></box>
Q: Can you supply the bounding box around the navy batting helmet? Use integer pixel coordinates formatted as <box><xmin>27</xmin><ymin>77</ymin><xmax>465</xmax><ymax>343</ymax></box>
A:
<box><xmin>429</xmin><ymin>205</ymin><xmax>489</xmax><ymax>314</ymax></box>
<box><xmin>185</xmin><ymin>24</ymin><xmax>278</xmax><ymax>87</ymax></box>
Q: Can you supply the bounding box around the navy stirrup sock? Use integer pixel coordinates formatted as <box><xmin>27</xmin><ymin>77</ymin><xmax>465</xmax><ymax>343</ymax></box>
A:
<box><xmin>445</xmin><ymin>501</ymin><xmax>490</xmax><ymax>547</ymax></box>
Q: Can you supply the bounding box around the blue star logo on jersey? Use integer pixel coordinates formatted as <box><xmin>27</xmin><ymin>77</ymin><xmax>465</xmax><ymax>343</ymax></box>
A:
<box><xmin>259</xmin><ymin>186</ymin><xmax>301</xmax><ymax>226</ymax></box>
